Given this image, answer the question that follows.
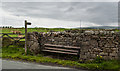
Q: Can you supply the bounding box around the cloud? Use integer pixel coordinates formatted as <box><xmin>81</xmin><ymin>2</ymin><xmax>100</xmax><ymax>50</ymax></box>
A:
<box><xmin>2</xmin><ymin>0</ymin><xmax>119</xmax><ymax>2</ymax></box>
<box><xmin>1</xmin><ymin>2</ymin><xmax>118</xmax><ymax>28</ymax></box>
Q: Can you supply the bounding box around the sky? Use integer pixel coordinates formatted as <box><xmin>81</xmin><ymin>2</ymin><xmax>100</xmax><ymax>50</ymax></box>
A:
<box><xmin>0</xmin><ymin>0</ymin><xmax>119</xmax><ymax>28</ymax></box>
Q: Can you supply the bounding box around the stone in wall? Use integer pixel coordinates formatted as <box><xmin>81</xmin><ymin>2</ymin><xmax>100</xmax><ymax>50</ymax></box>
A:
<box><xmin>27</xmin><ymin>32</ymin><xmax>40</xmax><ymax>54</ymax></box>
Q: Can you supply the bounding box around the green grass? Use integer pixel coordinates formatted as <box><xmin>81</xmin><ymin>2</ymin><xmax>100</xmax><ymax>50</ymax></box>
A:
<box><xmin>115</xmin><ymin>29</ymin><xmax>120</xmax><ymax>32</ymax></box>
<box><xmin>1</xmin><ymin>45</ymin><xmax>120</xmax><ymax>71</ymax></box>
<box><xmin>2</xmin><ymin>28</ymin><xmax>69</xmax><ymax>33</ymax></box>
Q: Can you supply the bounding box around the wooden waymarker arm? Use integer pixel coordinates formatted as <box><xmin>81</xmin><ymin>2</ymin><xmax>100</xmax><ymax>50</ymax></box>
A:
<box><xmin>27</xmin><ymin>22</ymin><xmax>31</xmax><ymax>25</ymax></box>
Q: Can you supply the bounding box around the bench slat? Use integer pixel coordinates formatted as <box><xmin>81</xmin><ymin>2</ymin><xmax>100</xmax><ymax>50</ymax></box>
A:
<box><xmin>45</xmin><ymin>44</ymin><xmax>80</xmax><ymax>49</ymax></box>
<box><xmin>44</xmin><ymin>47</ymin><xmax>78</xmax><ymax>53</ymax></box>
<box><xmin>42</xmin><ymin>49</ymin><xmax>78</xmax><ymax>55</ymax></box>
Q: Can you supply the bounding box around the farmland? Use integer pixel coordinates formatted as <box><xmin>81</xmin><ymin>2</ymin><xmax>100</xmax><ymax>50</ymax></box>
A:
<box><xmin>2</xmin><ymin>28</ymin><xmax>69</xmax><ymax>33</ymax></box>
<box><xmin>1</xmin><ymin>28</ymin><xmax>119</xmax><ymax>33</ymax></box>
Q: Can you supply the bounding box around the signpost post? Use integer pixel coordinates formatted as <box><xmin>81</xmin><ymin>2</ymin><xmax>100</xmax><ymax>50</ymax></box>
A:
<box><xmin>25</xmin><ymin>20</ymin><xmax>31</xmax><ymax>55</ymax></box>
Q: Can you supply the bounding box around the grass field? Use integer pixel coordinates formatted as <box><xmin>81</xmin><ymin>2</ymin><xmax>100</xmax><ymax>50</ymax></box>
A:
<box><xmin>1</xmin><ymin>28</ymin><xmax>119</xmax><ymax>33</ymax></box>
<box><xmin>2</xmin><ymin>28</ymin><xmax>70</xmax><ymax>33</ymax></box>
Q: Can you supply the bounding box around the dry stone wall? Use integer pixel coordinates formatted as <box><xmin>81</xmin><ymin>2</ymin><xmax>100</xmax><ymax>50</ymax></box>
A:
<box><xmin>27</xmin><ymin>32</ymin><xmax>40</xmax><ymax>54</ymax></box>
<box><xmin>80</xmin><ymin>31</ymin><xmax>120</xmax><ymax>60</ymax></box>
<box><xmin>27</xmin><ymin>30</ymin><xmax>120</xmax><ymax>60</ymax></box>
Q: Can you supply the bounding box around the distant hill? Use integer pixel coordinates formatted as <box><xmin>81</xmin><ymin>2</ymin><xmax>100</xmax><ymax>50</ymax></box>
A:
<box><xmin>76</xmin><ymin>26</ymin><xmax>118</xmax><ymax>29</ymax></box>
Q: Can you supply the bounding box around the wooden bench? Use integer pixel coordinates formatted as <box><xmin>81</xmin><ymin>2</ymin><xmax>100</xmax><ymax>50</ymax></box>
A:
<box><xmin>42</xmin><ymin>44</ymin><xmax>80</xmax><ymax>58</ymax></box>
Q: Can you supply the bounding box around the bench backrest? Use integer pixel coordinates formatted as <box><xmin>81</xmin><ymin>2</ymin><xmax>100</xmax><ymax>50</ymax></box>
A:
<box><xmin>42</xmin><ymin>44</ymin><xmax>80</xmax><ymax>58</ymax></box>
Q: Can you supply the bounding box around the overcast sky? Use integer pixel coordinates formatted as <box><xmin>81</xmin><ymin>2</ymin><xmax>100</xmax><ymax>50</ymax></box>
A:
<box><xmin>0</xmin><ymin>1</ymin><xmax>118</xmax><ymax>28</ymax></box>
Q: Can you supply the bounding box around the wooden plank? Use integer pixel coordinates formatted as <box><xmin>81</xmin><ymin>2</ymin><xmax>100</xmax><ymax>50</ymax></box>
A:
<box><xmin>6</xmin><ymin>37</ymin><xmax>25</xmax><ymax>39</ymax></box>
<box><xmin>0</xmin><ymin>33</ymin><xmax>25</xmax><ymax>39</ymax></box>
<box><xmin>45</xmin><ymin>46</ymin><xmax>79</xmax><ymax>50</ymax></box>
<box><xmin>44</xmin><ymin>47</ymin><xmax>78</xmax><ymax>53</ymax></box>
<box><xmin>0</xmin><ymin>33</ymin><xmax>25</xmax><ymax>35</ymax></box>
<box><xmin>42</xmin><ymin>49</ymin><xmax>78</xmax><ymax>55</ymax></box>
<box><xmin>44</xmin><ymin>44</ymin><xmax>80</xmax><ymax>49</ymax></box>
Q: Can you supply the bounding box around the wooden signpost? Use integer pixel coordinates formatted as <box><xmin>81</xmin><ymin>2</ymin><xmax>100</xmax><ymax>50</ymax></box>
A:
<box><xmin>25</xmin><ymin>20</ymin><xmax>31</xmax><ymax>54</ymax></box>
